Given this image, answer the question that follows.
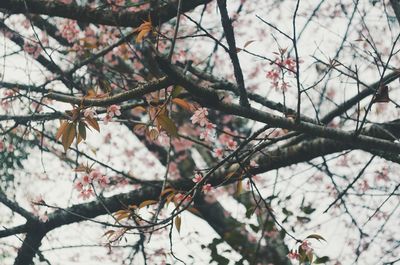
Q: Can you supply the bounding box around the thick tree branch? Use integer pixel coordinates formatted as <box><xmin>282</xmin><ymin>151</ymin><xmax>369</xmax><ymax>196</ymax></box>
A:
<box><xmin>217</xmin><ymin>0</ymin><xmax>250</xmax><ymax>107</ymax></box>
<box><xmin>0</xmin><ymin>0</ymin><xmax>212</xmax><ymax>27</ymax></box>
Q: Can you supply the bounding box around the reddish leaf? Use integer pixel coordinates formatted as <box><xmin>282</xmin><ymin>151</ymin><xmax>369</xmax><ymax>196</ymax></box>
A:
<box><xmin>175</xmin><ymin>215</ymin><xmax>182</xmax><ymax>234</ymax></box>
<box><xmin>373</xmin><ymin>85</ymin><xmax>390</xmax><ymax>103</ymax></box>
<box><xmin>85</xmin><ymin>116</ymin><xmax>100</xmax><ymax>132</ymax></box>
<box><xmin>61</xmin><ymin>123</ymin><xmax>76</xmax><ymax>151</ymax></box>
<box><xmin>172</xmin><ymin>98</ymin><xmax>192</xmax><ymax>111</ymax></box>
<box><xmin>55</xmin><ymin>121</ymin><xmax>68</xmax><ymax>141</ymax></box>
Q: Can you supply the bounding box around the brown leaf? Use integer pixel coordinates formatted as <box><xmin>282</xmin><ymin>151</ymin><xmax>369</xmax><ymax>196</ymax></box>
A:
<box><xmin>373</xmin><ymin>85</ymin><xmax>390</xmax><ymax>103</ymax></box>
<box><xmin>61</xmin><ymin>123</ymin><xmax>76</xmax><ymax>151</ymax></box>
<box><xmin>139</xmin><ymin>200</ymin><xmax>158</xmax><ymax>209</ymax></box>
<box><xmin>85</xmin><ymin>116</ymin><xmax>100</xmax><ymax>132</ymax></box>
<box><xmin>134</xmin><ymin>19</ymin><xmax>152</xmax><ymax>43</ymax></box>
<box><xmin>148</xmin><ymin>127</ymin><xmax>159</xmax><ymax>141</ymax></box>
<box><xmin>55</xmin><ymin>121</ymin><xmax>68</xmax><ymax>141</ymax></box>
<box><xmin>172</xmin><ymin>98</ymin><xmax>192</xmax><ymax>111</ymax></box>
<box><xmin>175</xmin><ymin>215</ymin><xmax>182</xmax><ymax>234</ymax></box>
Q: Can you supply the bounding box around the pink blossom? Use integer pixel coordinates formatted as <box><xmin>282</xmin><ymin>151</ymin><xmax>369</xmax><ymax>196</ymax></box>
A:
<box><xmin>0</xmin><ymin>140</ymin><xmax>4</xmax><ymax>152</ymax></box>
<box><xmin>89</xmin><ymin>169</ymin><xmax>102</xmax><ymax>180</ymax></box>
<box><xmin>75</xmin><ymin>181</ymin><xmax>84</xmax><ymax>191</ymax></box>
<box><xmin>301</xmin><ymin>240</ymin><xmax>313</xmax><ymax>254</ymax></box>
<box><xmin>301</xmin><ymin>240</ymin><xmax>311</xmax><ymax>250</ymax></box>
<box><xmin>97</xmin><ymin>175</ymin><xmax>110</xmax><ymax>188</ymax></box>
<box><xmin>202</xmin><ymin>184</ymin><xmax>212</xmax><ymax>193</ymax></box>
<box><xmin>266</xmin><ymin>70</ymin><xmax>279</xmax><ymax>81</ymax></box>
<box><xmin>79</xmin><ymin>188</ymin><xmax>94</xmax><ymax>200</ymax></box>
<box><xmin>23</xmin><ymin>42</ymin><xmax>41</xmax><ymax>59</ymax></box>
<box><xmin>107</xmin><ymin>104</ymin><xmax>121</xmax><ymax>117</ymax></box>
<box><xmin>175</xmin><ymin>193</ymin><xmax>192</xmax><ymax>203</ymax></box>
<box><xmin>283</xmin><ymin>57</ymin><xmax>297</xmax><ymax>72</ymax></box>
<box><xmin>190</xmin><ymin>108</ymin><xmax>209</xmax><ymax>127</ymax></box>
<box><xmin>81</xmin><ymin>175</ymin><xmax>91</xmax><ymax>185</ymax></box>
<box><xmin>358</xmin><ymin>179</ymin><xmax>370</xmax><ymax>192</ymax></box>
<box><xmin>287</xmin><ymin>250</ymin><xmax>300</xmax><ymax>260</ymax></box>
<box><xmin>192</xmin><ymin>173</ymin><xmax>203</xmax><ymax>183</ymax></box>
<box><xmin>214</xmin><ymin>148</ymin><xmax>224</xmax><ymax>158</ymax></box>
<box><xmin>226</xmin><ymin>139</ymin><xmax>238</xmax><ymax>150</ymax></box>
<box><xmin>103</xmin><ymin>114</ymin><xmax>113</xmax><ymax>124</ymax></box>
<box><xmin>84</xmin><ymin>108</ymin><xmax>96</xmax><ymax>119</ymax></box>
<box><xmin>59</xmin><ymin>20</ymin><xmax>79</xmax><ymax>43</ymax></box>
<box><xmin>60</xmin><ymin>0</ymin><xmax>73</xmax><ymax>3</ymax></box>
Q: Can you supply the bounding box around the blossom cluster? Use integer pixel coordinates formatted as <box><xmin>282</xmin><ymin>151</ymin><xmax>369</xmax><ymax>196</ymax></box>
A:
<box><xmin>103</xmin><ymin>104</ymin><xmax>121</xmax><ymax>124</ymax></box>
<box><xmin>74</xmin><ymin>169</ymin><xmax>110</xmax><ymax>200</ymax></box>
<box><xmin>265</xmin><ymin>52</ymin><xmax>298</xmax><ymax>91</ymax></box>
<box><xmin>190</xmin><ymin>108</ymin><xmax>216</xmax><ymax>141</ymax></box>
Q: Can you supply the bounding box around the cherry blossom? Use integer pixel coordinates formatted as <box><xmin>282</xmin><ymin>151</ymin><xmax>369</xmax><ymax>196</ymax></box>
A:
<box><xmin>287</xmin><ymin>250</ymin><xmax>300</xmax><ymax>260</ymax></box>
<box><xmin>97</xmin><ymin>175</ymin><xmax>110</xmax><ymax>188</ymax></box>
<box><xmin>23</xmin><ymin>42</ymin><xmax>41</xmax><ymax>59</ymax></box>
<box><xmin>213</xmin><ymin>147</ymin><xmax>224</xmax><ymax>158</ymax></box>
<box><xmin>84</xmin><ymin>108</ymin><xmax>97</xmax><ymax>119</ymax></box>
<box><xmin>226</xmin><ymin>139</ymin><xmax>238</xmax><ymax>150</ymax></box>
<box><xmin>107</xmin><ymin>104</ymin><xmax>122</xmax><ymax>117</ymax></box>
<box><xmin>202</xmin><ymin>184</ymin><xmax>212</xmax><ymax>193</ymax></box>
<box><xmin>301</xmin><ymin>240</ymin><xmax>313</xmax><ymax>254</ymax></box>
<box><xmin>174</xmin><ymin>193</ymin><xmax>192</xmax><ymax>203</ymax></box>
<box><xmin>192</xmin><ymin>173</ymin><xmax>203</xmax><ymax>183</ymax></box>
<box><xmin>79</xmin><ymin>188</ymin><xmax>94</xmax><ymax>200</ymax></box>
<box><xmin>103</xmin><ymin>114</ymin><xmax>113</xmax><ymax>124</ymax></box>
<box><xmin>190</xmin><ymin>108</ymin><xmax>209</xmax><ymax>127</ymax></box>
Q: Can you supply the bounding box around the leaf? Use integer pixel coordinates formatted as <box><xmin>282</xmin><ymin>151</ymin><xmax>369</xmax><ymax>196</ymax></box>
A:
<box><xmin>148</xmin><ymin>128</ymin><xmax>159</xmax><ymax>141</ymax></box>
<box><xmin>187</xmin><ymin>207</ymin><xmax>201</xmax><ymax>216</ymax></box>
<box><xmin>236</xmin><ymin>40</ymin><xmax>256</xmax><ymax>53</ymax></box>
<box><xmin>236</xmin><ymin>180</ymin><xmax>243</xmax><ymax>195</ymax></box>
<box><xmin>133</xmin><ymin>124</ymin><xmax>146</xmax><ymax>133</ymax></box>
<box><xmin>314</xmin><ymin>256</ymin><xmax>330</xmax><ymax>264</ymax></box>
<box><xmin>244</xmin><ymin>40</ymin><xmax>256</xmax><ymax>49</ymax></box>
<box><xmin>78</xmin><ymin>121</ymin><xmax>86</xmax><ymax>140</ymax></box>
<box><xmin>157</xmin><ymin>114</ymin><xmax>178</xmax><ymax>137</ymax></box>
<box><xmin>55</xmin><ymin>121</ymin><xmax>68</xmax><ymax>141</ymax></box>
<box><xmin>297</xmin><ymin>216</ymin><xmax>311</xmax><ymax>224</ymax></box>
<box><xmin>85</xmin><ymin>116</ymin><xmax>100</xmax><ymax>132</ymax></box>
<box><xmin>115</xmin><ymin>212</ymin><xmax>131</xmax><ymax>222</ymax></box>
<box><xmin>61</xmin><ymin>123</ymin><xmax>76</xmax><ymax>151</ymax></box>
<box><xmin>307</xmin><ymin>251</ymin><xmax>313</xmax><ymax>264</ymax></box>
<box><xmin>373</xmin><ymin>85</ymin><xmax>390</xmax><ymax>103</ymax></box>
<box><xmin>103</xmin><ymin>230</ymin><xmax>115</xmax><ymax>239</ymax></box>
<box><xmin>166</xmin><ymin>193</ymin><xmax>175</xmax><ymax>206</ymax></box>
<box><xmin>161</xmin><ymin>188</ymin><xmax>175</xmax><ymax>197</ymax></box>
<box><xmin>134</xmin><ymin>19</ymin><xmax>152</xmax><ymax>43</ymax></box>
<box><xmin>175</xmin><ymin>215</ymin><xmax>182</xmax><ymax>234</ymax></box>
<box><xmin>171</xmin><ymin>85</ymin><xmax>184</xmax><ymax>98</ymax></box>
<box><xmin>139</xmin><ymin>200</ymin><xmax>158</xmax><ymax>209</ymax></box>
<box><xmin>306</xmin><ymin>234</ymin><xmax>326</xmax><ymax>242</ymax></box>
<box><xmin>172</xmin><ymin>98</ymin><xmax>192</xmax><ymax>111</ymax></box>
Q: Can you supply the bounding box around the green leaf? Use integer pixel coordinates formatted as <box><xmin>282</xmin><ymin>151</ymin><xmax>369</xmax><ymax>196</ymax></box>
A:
<box><xmin>157</xmin><ymin>114</ymin><xmax>178</xmax><ymax>138</ymax></box>
<box><xmin>78</xmin><ymin>121</ymin><xmax>86</xmax><ymax>140</ymax></box>
<box><xmin>171</xmin><ymin>85</ymin><xmax>184</xmax><ymax>98</ymax></box>
<box><xmin>306</xmin><ymin>234</ymin><xmax>326</xmax><ymax>242</ymax></box>
<box><xmin>314</xmin><ymin>256</ymin><xmax>330</xmax><ymax>264</ymax></box>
